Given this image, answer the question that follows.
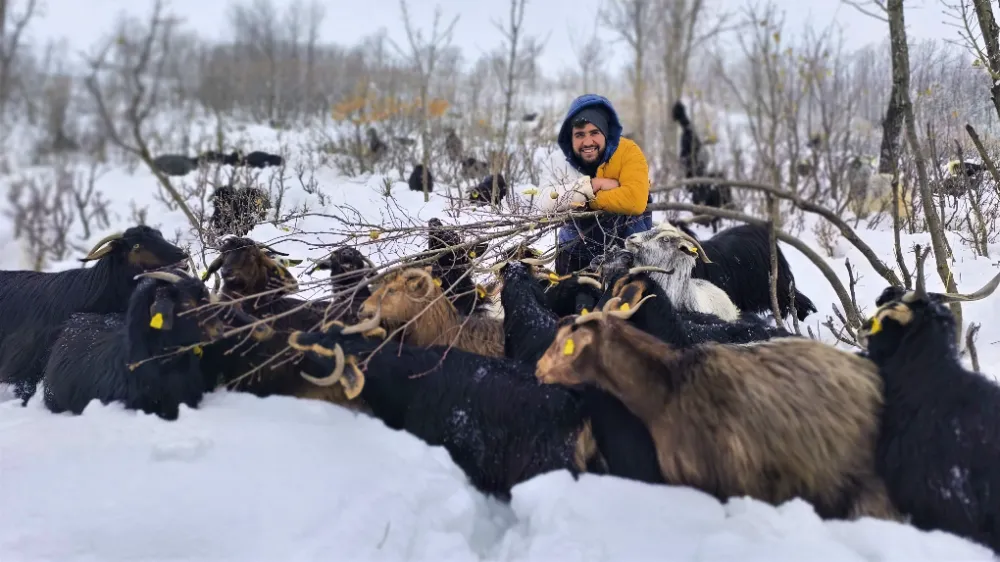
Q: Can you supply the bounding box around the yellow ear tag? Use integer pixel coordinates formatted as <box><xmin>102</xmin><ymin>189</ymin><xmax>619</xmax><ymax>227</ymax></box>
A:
<box><xmin>690</xmin><ymin>246</ymin><xmax>698</xmax><ymax>253</ymax></box>
<box><xmin>580</xmin><ymin>308</ymin><xmax>590</xmax><ymax>315</ymax></box>
<box><xmin>471</xmin><ymin>192</ymin><xmax>479</xmax><ymax>198</ymax></box>
<box><xmin>469</xmin><ymin>251</ymin><xmax>477</xmax><ymax>258</ymax></box>
<box><xmin>369</xmin><ymin>230</ymin><xmax>380</xmax><ymax>240</ymax></box>
<box><xmin>619</xmin><ymin>302</ymin><xmax>631</xmax><ymax>312</ymax></box>
<box><xmin>149</xmin><ymin>313</ymin><xmax>164</xmax><ymax>330</ymax></box>
<box><xmin>193</xmin><ymin>345</ymin><xmax>204</xmax><ymax>358</ymax></box>
<box><xmin>433</xmin><ymin>278</ymin><xmax>442</xmax><ymax>287</ymax></box>
<box><xmin>868</xmin><ymin>316</ymin><xmax>882</xmax><ymax>335</ymax></box>
<box><xmin>548</xmin><ymin>272</ymin><xmax>560</xmax><ymax>282</ymax></box>
<box><xmin>563</xmin><ymin>338</ymin><xmax>575</xmax><ymax>355</ymax></box>
<box><xmin>476</xmin><ymin>285</ymin><xmax>487</xmax><ymax>299</ymax></box>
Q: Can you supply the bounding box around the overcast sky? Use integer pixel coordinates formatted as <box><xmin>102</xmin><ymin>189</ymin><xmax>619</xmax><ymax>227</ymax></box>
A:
<box><xmin>25</xmin><ymin>0</ymin><xmax>961</xmax><ymax>76</ymax></box>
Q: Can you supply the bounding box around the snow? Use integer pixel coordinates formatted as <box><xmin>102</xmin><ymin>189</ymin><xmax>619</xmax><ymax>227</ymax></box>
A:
<box><xmin>1</xmin><ymin>116</ymin><xmax>999</xmax><ymax>560</ymax></box>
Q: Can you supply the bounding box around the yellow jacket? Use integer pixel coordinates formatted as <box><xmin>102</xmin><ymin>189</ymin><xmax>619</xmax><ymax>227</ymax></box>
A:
<box><xmin>587</xmin><ymin>137</ymin><xmax>651</xmax><ymax>216</ymax></box>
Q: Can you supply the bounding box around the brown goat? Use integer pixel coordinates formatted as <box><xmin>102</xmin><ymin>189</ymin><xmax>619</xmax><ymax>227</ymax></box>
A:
<box><xmin>535</xmin><ymin>297</ymin><xmax>900</xmax><ymax>521</ymax></box>
<box><xmin>359</xmin><ymin>266</ymin><xmax>504</xmax><ymax>357</ymax></box>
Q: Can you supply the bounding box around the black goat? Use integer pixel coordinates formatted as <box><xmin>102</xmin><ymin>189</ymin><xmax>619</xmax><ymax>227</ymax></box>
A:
<box><xmin>243</xmin><ymin>151</ymin><xmax>283</xmax><ymax>168</ymax></box>
<box><xmin>665</xmin><ymin>222</ymin><xmax>817</xmax><ymax>321</ymax></box>
<box><xmin>42</xmin><ymin>269</ymin><xmax>266</xmax><ymax>421</ymax></box>
<box><xmin>468</xmin><ymin>174</ymin><xmax>507</xmax><ymax>206</ymax></box>
<box><xmin>445</xmin><ymin>128</ymin><xmax>463</xmax><ymax>162</ymax></box>
<box><xmin>288</xmin><ymin>312</ymin><xmax>605</xmax><ymax>501</ymax></box>
<box><xmin>859</xmin><ymin>252</ymin><xmax>1000</xmax><ymax>554</ymax></box>
<box><xmin>460</xmin><ymin>157</ymin><xmax>489</xmax><ymax>180</ymax></box>
<box><xmin>367</xmin><ymin>128</ymin><xmax>388</xmax><ymax>162</ymax></box>
<box><xmin>408</xmin><ymin>165</ymin><xmax>433</xmax><ymax>193</ymax></box>
<box><xmin>427</xmin><ymin>217</ymin><xmax>490</xmax><ymax>316</ymax></box>
<box><xmin>210</xmin><ymin>185</ymin><xmax>271</xmax><ymax>237</ymax></box>
<box><xmin>0</xmin><ymin>227</ymin><xmax>189</xmax><ymax>403</ymax></box>
<box><xmin>672</xmin><ymin>101</ymin><xmax>731</xmax><ymax>233</ymax></box>
<box><xmin>305</xmin><ymin>246</ymin><xmax>376</xmax><ymax>325</ymax></box>
<box><xmin>153</xmin><ymin>154</ymin><xmax>200</xmax><ymax>177</ymax></box>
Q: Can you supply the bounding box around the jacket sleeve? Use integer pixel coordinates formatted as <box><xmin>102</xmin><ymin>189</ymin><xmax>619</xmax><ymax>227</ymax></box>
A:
<box><xmin>590</xmin><ymin>141</ymin><xmax>650</xmax><ymax>216</ymax></box>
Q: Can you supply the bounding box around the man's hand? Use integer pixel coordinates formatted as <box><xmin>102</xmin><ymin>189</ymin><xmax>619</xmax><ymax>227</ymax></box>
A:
<box><xmin>590</xmin><ymin>178</ymin><xmax>620</xmax><ymax>193</ymax></box>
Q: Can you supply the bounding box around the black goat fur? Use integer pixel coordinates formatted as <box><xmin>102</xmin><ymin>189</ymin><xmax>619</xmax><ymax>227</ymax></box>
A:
<box><xmin>308</xmin><ymin>246</ymin><xmax>374</xmax><ymax>325</ymax></box>
<box><xmin>427</xmin><ymin>218</ymin><xmax>490</xmax><ymax>316</ymax></box>
<box><xmin>0</xmin><ymin>226</ymin><xmax>189</xmax><ymax>404</ymax></box>
<box><xmin>468</xmin><ymin>174</ymin><xmax>508</xmax><ymax>205</ymax></box>
<box><xmin>41</xmin><ymin>272</ymin><xmax>252</xmax><ymax>421</ymax></box>
<box><xmin>408</xmin><ymin>165</ymin><xmax>433</xmax><ymax>192</ymax></box>
<box><xmin>863</xmin><ymin>289</ymin><xmax>1000</xmax><ymax>553</ymax></box>
<box><xmin>291</xmin><ymin>326</ymin><xmax>603</xmax><ymax>501</ymax></box>
<box><xmin>672</xmin><ymin>100</ymin><xmax>731</xmax><ymax>233</ymax></box>
<box><xmin>671</xmin><ymin>223</ymin><xmax>818</xmax><ymax>321</ymax></box>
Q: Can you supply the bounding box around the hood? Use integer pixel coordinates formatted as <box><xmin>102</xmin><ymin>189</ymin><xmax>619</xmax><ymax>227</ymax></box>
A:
<box><xmin>557</xmin><ymin>94</ymin><xmax>624</xmax><ymax>173</ymax></box>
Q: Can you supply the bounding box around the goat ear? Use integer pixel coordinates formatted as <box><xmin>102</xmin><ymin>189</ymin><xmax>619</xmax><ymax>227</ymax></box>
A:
<box><xmin>148</xmin><ymin>298</ymin><xmax>176</xmax><ymax>331</ymax></box>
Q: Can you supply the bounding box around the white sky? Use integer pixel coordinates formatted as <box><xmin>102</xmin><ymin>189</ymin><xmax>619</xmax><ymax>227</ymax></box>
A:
<box><xmin>21</xmin><ymin>0</ymin><xmax>960</xmax><ymax>76</ymax></box>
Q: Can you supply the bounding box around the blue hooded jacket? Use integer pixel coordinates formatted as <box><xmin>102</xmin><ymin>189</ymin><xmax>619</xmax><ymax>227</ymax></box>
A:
<box><xmin>555</xmin><ymin>94</ymin><xmax>653</xmax><ymax>248</ymax></box>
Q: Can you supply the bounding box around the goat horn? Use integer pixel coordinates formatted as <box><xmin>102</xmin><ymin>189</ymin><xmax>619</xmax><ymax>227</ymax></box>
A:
<box><xmin>936</xmin><ymin>270</ymin><xmax>1000</xmax><ymax>303</ymax></box>
<box><xmin>402</xmin><ymin>267</ymin><xmax>437</xmax><ymax>299</ymax></box>
<box><xmin>914</xmin><ymin>246</ymin><xmax>929</xmax><ymax>298</ymax></box>
<box><xmin>202</xmin><ymin>255</ymin><xmax>224</xmax><ymax>281</ymax></box>
<box><xmin>362</xmin><ymin>256</ymin><xmax>376</xmax><ymax>269</ymax></box>
<box><xmin>628</xmin><ymin>265</ymin><xmax>674</xmax><ymax>276</ymax></box>
<box><xmin>255</xmin><ymin>242</ymin><xmax>288</xmax><ymax>256</ymax></box>
<box><xmin>575</xmin><ymin>276</ymin><xmax>602</xmax><ymax>289</ymax></box>
<box><xmin>521</xmin><ymin>253</ymin><xmax>557</xmax><ymax>266</ymax></box>
<box><xmin>605</xmin><ymin>294</ymin><xmax>655</xmax><ymax>319</ymax></box>
<box><xmin>342</xmin><ymin>304</ymin><xmax>381</xmax><ymax>335</ymax></box>
<box><xmin>680</xmin><ymin>231</ymin><xmax>712</xmax><ymax>264</ymax></box>
<box><xmin>299</xmin><ymin>343</ymin><xmax>346</xmax><ymax>387</ymax></box>
<box><xmin>577</xmin><ymin>271</ymin><xmax>601</xmax><ymax>279</ymax></box>
<box><xmin>135</xmin><ymin>271</ymin><xmax>186</xmax><ymax>284</ymax></box>
<box><xmin>81</xmin><ymin>232</ymin><xmax>124</xmax><ymax>261</ymax></box>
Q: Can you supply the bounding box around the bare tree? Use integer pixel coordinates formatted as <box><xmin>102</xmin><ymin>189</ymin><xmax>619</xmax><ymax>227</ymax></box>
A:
<box><xmin>391</xmin><ymin>0</ymin><xmax>458</xmax><ymax>203</ymax></box>
<box><xmin>569</xmin><ymin>21</ymin><xmax>605</xmax><ymax>93</ymax></box>
<box><xmin>603</xmin><ymin>0</ymin><xmax>655</xmax><ymax>147</ymax></box>
<box><xmin>81</xmin><ymin>0</ymin><xmax>200</xmax><ymax>232</ymax></box>
<box><xmin>0</xmin><ymin>0</ymin><xmax>38</xmax><ymax>118</ymax></box>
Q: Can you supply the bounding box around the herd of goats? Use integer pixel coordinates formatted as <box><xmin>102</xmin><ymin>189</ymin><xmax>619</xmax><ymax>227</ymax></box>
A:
<box><xmin>0</xmin><ymin>207</ymin><xmax>998</xmax><ymax>554</ymax></box>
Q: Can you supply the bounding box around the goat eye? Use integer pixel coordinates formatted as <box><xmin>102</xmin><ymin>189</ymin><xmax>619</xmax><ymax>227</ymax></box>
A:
<box><xmin>133</xmin><ymin>243</ymin><xmax>140</xmax><ymax>250</ymax></box>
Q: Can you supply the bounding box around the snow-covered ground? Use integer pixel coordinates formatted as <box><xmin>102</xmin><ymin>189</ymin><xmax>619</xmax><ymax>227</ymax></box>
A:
<box><xmin>1</xmin><ymin>118</ymin><xmax>999</xmax><ymax>561</ymax></box>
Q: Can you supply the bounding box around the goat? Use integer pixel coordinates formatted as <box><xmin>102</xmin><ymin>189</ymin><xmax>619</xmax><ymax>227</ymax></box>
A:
<box><xmin>210</xmin><ymin>185</ymin><xmax>271</xmax><ymax>237</ymax></box>
<box><xmin>857</xmin><ymin>250</ymin><xmax>1000</xmax><ymax>553</ymax></box>
<box><xmin>305</xmin><ymin>246</ymin><xmax>376</xmax><ymax>324</ymax></box>
<box><xmin>468</xmin><ymin>174</ymin><xmax>507</xmax><ymax>206</ymax></box>
<box><xmin>359</xmin><ymin>267</ymin><xmax>504</xmax><ymax>357</ymax></box>
<box><xmin>152</xmin><ymin>154</ymin><xmax>199</xmax><ymax>177</ymax></box>
<box><xmin>0</xmin><ymin>227</ymin><xmax>190</xmax><ymax>403</ymax></box>
<box><xmin>367</xmin><ymin>128</ymin><xmax>388</xmax><ymax>162</ymax></box>
<box><xmin>42</xmin><ymin>269</ymin><xmax>268</xmax><ymax>421</ymax></box>
<box><xmin>667</xmin><ymin>221</ymin><xmax>818</xmax><ymax>321</ymax></box>
<box><xmin>536</xmin><ymin>298</ymin><xmax>899</xmax><ymax>521</ymax></box>
<box><xmin>199</xmin><ymin>239</ymin><xmax>369</xmax><ymax>411</ymax></box>
<box><xmin>408</xmin><ymin>164</ymin><xmax>433</xmax><ymax>193</ymax></box>
<box><xmin>242</xmin><ymin>151</ymin><xmax>283</xmax><ymax>168</ymax></box>
<box><xmin>445</xmin><ymin>128</ymin><xmax>463</xmax><ymax>162</ymax></box>
<box><xmin>460</xmin><ymin>157</ymin><xmax>489</xmax><ymax>180</ymax></box>
<box><xmin>427</xmin><ymin>217</ymin><xmax>490</xmax><ymax>316</ymax></box>
<box><xmin>287</xmin><ymin>312</ymin><xmax>605</xmax><ymax>501</ymax></box>
<box><xmin>672</xmin><ymin>101</ymin><xmax>731</xmax><ymax>233</ymax></box>
<box><xmin>624</xmin><ymin>223</ymin><xmax>741</xmax><ymax>321</ymax></box>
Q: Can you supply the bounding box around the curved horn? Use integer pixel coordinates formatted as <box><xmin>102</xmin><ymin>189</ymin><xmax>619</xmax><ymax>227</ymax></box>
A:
<box><xmin>202</xmin><ymin>255</ymin><xmax>225</xmax><ymax>281</ymax></box>
<box><xmin>255</xmin><ymin>242</ymin><xmax>288</xmax><ymax>256</ymax></box>
<box><xmin>628</xmin><ymin>265</ymin><xmax>674</xmax><ymax>276</ymax></box>
<box><xmin>342</xmin><ymin>304</ymin><xmax>382</xmax><ymax>335</ymax></box>
<box><xmin>606</xmin><ymin>294</ymin><xmax>655</xmax><ymax>319</ymax></box>
<box><xmin>361</xmin><ymin>255</ymin><xmax>376</xmax><ymax>269</ymax></box>
<box><xmin>402</xmin><ymin>267</ymin><xmax>438</xmax><ymax>298</ymax></box>
<box><xmin>299</xmin><ymin>344</ymin><xmax>346</xmax><ymax>387</ymax></box>
<box><xmin>521</xmin><ymin>252</ymin><xmax>557</xmax><ymax>267</ymax></box>
<box><xmin>81</xmin><ymin>232</ymin><xmax>124</xmax><ymax>261</ymax></box>
<box><xmin>937</xmin><ymin>270</ymin><xmax>1000</xmax><ymax>303</ymax></box>
<box><xmin>135</xmin><ymin>271</ymin><xmax>187</xmax><ymax>284</ymax></box>
<box><xmin>575</xmin><ymin>276</ymin><xmax>602</xmax><ymax>289</ymax></box>
<box><xmin>679</xmin><ymin>231</ymin><xmax>712</xmax><ymax>264</ymax></box>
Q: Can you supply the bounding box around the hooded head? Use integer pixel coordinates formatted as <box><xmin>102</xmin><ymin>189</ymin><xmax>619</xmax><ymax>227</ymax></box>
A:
<box><xmin>558</xmin><ymin>94</ymin><xmax>624</xmax><ymax>173</ymax></box>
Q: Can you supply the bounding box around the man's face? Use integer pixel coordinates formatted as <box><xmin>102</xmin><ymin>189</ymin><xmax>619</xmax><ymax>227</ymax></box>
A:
<box><xmin>572</xmin><ymin>122</ymin><xmax>605</xmax><ymax>164</ymax></box>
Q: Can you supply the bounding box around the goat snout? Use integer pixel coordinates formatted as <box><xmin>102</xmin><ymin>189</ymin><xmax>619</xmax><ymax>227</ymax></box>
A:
<box><xmin>625</xmin><ymin>234</ymin><xmax>643</xmax><ymax>250</ymax></box>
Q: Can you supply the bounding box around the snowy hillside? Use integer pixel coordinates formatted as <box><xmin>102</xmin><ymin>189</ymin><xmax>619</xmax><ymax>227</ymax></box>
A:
<box><xmin>1</xmin><ymin>119</ymin><xmax>999</xmax><ymax>561</ymax></box>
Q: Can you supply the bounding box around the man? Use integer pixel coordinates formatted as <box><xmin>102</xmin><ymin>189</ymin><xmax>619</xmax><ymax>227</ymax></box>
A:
<box><xmin>550</xmin><ymin>93</ymin><xmax>654</xmax><ymax>275</ymax></box>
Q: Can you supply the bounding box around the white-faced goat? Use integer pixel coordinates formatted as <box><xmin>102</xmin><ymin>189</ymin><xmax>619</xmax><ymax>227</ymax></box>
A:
<box><xmin>858</xmin><ymin>250</ymin><xmax>1000</xmax><ymax>554</ymax></box>
<box><xmin>625</xmin><ymin>223</ymin><xmax>741</xmax><ymax>321</ymax></box>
